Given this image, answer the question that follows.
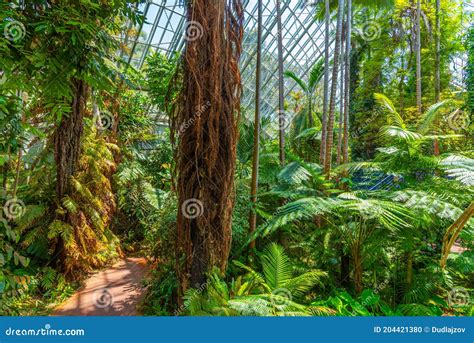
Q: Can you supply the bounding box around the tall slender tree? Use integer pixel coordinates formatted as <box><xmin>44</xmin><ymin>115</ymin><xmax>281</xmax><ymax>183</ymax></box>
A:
<box><xmin>342</xmin><ymin>0</ymin><xmax>352</xmax><ymax>164</ymax></box>
<box><xmin>174</xmin><ymin>0</ymin><xmax>244</xmax><ymax>293</ymax></box>
<box><xmin>249</xmin><ymin>0</ymin><xmax>263</xmax><ymax>251</ymax></box>
<box><xmin>433</xmin><ymin>0</ymin><xmax>441</xmax><ymax>155</ymax></box>
<box><xmin>435</xmin><ymin>0</ymin><xmax>441</xmax><ymax>102</ymax></box>
<box><xmin>337</xmin><ymin>22</ymin><xmax>345</xmax><ymax>165</ymax></box>
<box><xmin>415</xmin><ymin>0</ymin><xmax>422</xmax><ymax>113</ymax></box>
<box><xmin>320</xmin><ymin>0</ymin><xmax>331</xmax><ymax>165</ymax></box>
<box><xmin>324</xmin><ymin>0</ymin><xmax>345</xmax><ymax>177</ymax></box>
<box><xmin>276</xmin><ymin>0</ymin><xmax>285</xmax><ymax>165</ymax></box>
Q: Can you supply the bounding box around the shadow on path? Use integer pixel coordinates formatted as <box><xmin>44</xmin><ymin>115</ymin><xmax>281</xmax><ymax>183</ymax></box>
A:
<box><xmin>53</xmin><ymin>257</ymin><xmax>149</xmax><ymax>316</ymax></box>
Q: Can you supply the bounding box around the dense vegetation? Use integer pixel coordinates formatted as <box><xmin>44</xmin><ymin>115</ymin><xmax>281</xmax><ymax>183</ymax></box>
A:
<box><xmin>0</xmin><ymin>0</ymin><xmax>472</xmax><ymax>316</ymax></box>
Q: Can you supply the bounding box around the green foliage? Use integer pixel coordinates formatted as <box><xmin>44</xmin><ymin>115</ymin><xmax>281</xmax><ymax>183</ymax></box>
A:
<box><xmin>145</xmin><ymin>52</ymin><xmax>180</xmax><ymax>110</ymax></box>
<box><xmin>467</xmin><ymin>23</ymin><xmax>474</xmax><ymax>116</ymax></box>
<box><xmin>183</xmin><ymin>245</ymin><xmax>333</xmax><ymax>316</ymax></box>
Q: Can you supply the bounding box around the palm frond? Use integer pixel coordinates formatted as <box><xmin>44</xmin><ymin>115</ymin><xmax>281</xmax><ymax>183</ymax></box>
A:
<box><xmin>417</xmin><ymin>100</ymin><xmax>450</xmax><ymax>134</ymax></box>
<box><xmin>380</xmin><ymin>126</ymin><xmax>422</xmax><ymax>141</ymax></box>
<box><xmin>261</xmin><ymin>243</ymin><xmax>293</xmax><ymax>290</ymax></box>
<box><xmin>308</xmin><ymin>59</ymin><xmax>325</xmax><ymax>91</ymax></box>
<box><xmin>374</xmin><ymin>93</ymin><xmax>406</xmax><ymax>128</ymax></box>
<box><xmin>440</xmin><ymin>155</ymin><xmax>474</xmax><ymax>186</ymax></box>
<box><xmin>284</xmin><ymin>70</ymin><xmax>308</xmax><ymax>93</ymax></box>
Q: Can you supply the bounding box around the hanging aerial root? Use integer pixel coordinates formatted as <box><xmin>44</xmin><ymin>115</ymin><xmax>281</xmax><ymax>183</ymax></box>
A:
<box><xmin>171</xmin><ymin>0</ymin><xmax>244</xmax><ymax>295</ymax></box>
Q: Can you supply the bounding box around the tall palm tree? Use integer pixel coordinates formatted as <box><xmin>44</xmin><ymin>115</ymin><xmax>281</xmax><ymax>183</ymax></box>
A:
<box><xmin>324</xmin><ymin>0</ymin><xmax>345</xmax><ymax>177</ymax></box>
<box><xmin>276</xmin><ymin>0</ymin><xmax>285</xmax><ymax>165</ymax></box>
<box><xmin>175</xmin><ymin>0</ymin><xmax>244</xmax><ymax>294</ymax></box>
<box><xmin>320</xmin><ymin>0</ymin><xmax>331</xmax><ymax>166</ymax></box>
<box><xmin>337</xmin><ymin>21</ymin><xmax>345</xmax><ymax>165</ymax></box>
<box><xmin>249</xmin><ymin>0</ymin><xmax>263</xmax><ymax>251</ymax></box>
<box><xmin>415</xmin><ymin>0</ymin><xmax>422</xmax><ymax>113</ymax></box>
<box><xmin>284</xmin><ymin>59</ymin><xmax>324</xmax><ymax>129</ymax></box>
<box><xmin>435</xmin><ymin>0</ymin><xmax>441</xmax><ymax>102</ymax></box>
<box><xmin>342</xmin><ymin>0</ymin><xmax>352</xmax><ymax>164</ymax></box>
<box><xmin>433</xmin><ymin>0</ymin><xmax>441</xmax><ymax>155</ymax></box>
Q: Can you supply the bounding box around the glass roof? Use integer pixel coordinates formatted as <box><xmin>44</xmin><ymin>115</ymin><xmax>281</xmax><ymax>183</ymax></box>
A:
<box><xmin>120</xmin><ymin>0</ymin><xmax>334</xmax><ymax>119</ymax></box>
<box><xmin>120</xmin><ymin>0</ymin><xmax>472</xmax><ymax>119</ymax></box>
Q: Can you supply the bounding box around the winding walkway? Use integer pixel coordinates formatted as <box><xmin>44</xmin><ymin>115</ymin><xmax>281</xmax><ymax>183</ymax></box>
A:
<box><xmin>53</xmin><ymin>257</ymin><xmax>149</xmax><ymax>316</ymax></box>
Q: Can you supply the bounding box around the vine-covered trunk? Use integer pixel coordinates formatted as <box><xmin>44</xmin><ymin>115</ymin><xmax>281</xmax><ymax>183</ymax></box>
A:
<box><xmin>52</xmin><ymin>78</ymin><xmax>88</xmax><ymax>270</ymax></box>
<box><xmin>54</xmin><ymin>78</ymin><xmax>88</xmax><ymax>200</ymax></box>
<box><xmin>174</xmin><ymin>0</ymin><xmax>243</xmax><ymax>295</ymax></box>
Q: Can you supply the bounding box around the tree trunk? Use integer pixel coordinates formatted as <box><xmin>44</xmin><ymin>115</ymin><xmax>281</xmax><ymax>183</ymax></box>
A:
<box><xmin>406</xmin><ymin>252</ymin><xmax>413</xmax><ymax>285</ymax></box>
<box><xmin>174</xmin><ymin>0</ymin><xmax>243</xmax><ymax>295</ymax></box>
<box><xmin>435</xmin><ymin>0</ymin><xmax>441</xmax><ymax>102</ymax></box>
<box><xmin>340</xmin><ymin>245</ymin><xmax>350</xmax><ymax>288</ymax></box>
<box><xmin>54</xmin><ymin>78</ymin><xmax>88</xmax><ymax>200</ymax></box>
<box><xmin>353</xmin><ymin>242</ymin><xmax>363</xmax><ymax>294</ymax></box>
<box><xmin>433</xmin><ymin>0</ymin><xmax>441</xmax><ymax>155</ymax></box>
<box><xmin>319</xmin><ymin>0</ymin><xmax>330</xmax><ymax>166</ymax></box>
<box><xmin>415</xmin><ymin>0</ymin><xmax>422</xmax><ymax>114</ymax></box>
<box><xmin>440</xmin><ymin>202</ymin><xmax>474</xmax><ymax>268</ymax></box>
<box><xmin>336</xmin><ymin>22</ymin><xmax>345</xmax><ymax>165</ymax></box>
<box><xmin>276</xmin><ymin>0</ymin><xmax>285</xmax><ymax>165</ymax></box>
<box><xmin>52</xmin><ymin>78</ymin><xmax>88</xmax><ymax>271</ymax></box>
<box><xmin>308</xmin><ymin>94</ymin><xmax>314</xmax><ymax>127</ymax></box>
<box><xmin>2</xmin><ymin>146</ymin><xmax>10</xmax><ymax>195</ymax></box>
<box><xmin>342</xmin><ymin>0</ymin><xmax>352</xmax><ymax>164</ymax></box>
<box><xmin>324</xmin><ymin>0</ymin><xmax>345</xmax><ymax>177</ymax></box>
<box><xmin>249</xmin><ymin>0</ymin><xmax>262</xmax><ymax>251</ymax></box>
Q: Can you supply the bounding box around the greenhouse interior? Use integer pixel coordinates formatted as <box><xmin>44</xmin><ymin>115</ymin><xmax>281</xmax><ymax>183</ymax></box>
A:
<box><xmin>0</xmin><ymin>0</ymin><xmax>472</xmax><ymax>317</ymax></box>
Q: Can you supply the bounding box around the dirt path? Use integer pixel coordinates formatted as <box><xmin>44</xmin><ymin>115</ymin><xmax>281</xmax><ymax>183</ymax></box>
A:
<box><xmin>53</xmin><ymin>257</ymin><xmax>149</xmax><ymax>316</ymax></box>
